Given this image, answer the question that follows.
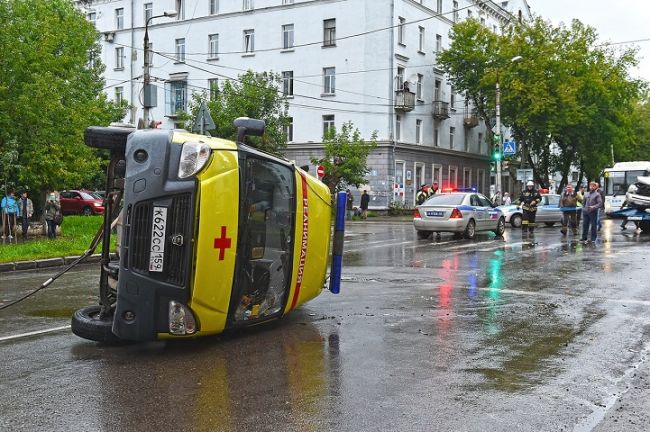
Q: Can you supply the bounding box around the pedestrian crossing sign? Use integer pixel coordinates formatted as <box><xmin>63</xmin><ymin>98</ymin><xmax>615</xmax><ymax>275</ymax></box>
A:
<box><xmin>502</xmin><ymin>140</ymin><xmax>516</xmax><ymax>155</ymax></box>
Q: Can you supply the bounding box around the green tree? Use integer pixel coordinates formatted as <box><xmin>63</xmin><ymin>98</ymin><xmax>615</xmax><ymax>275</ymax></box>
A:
<box><xmin>0</xmin><ymin>0</ymin><xmax>125</xmax><ymax>202</ymax></box>
<box><xmin>439</xmin><ymin>17</ymin><xmax>644</xmax><ymax>188</ymax></box>
<box><xmin>310</xmin><ymin>122</ymin><xmax>377</xmax><ymax>193</ymax></box>
<box><xmin>181</xmin><ymin>71</ymin><xmax>289</xmax><ymax>156</ymax></box>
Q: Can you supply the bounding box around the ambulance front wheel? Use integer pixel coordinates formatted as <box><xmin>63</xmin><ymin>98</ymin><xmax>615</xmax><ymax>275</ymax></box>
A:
<box><xmin>71</xmin><ymin>305</ymin><xmax>122</xmax><ymax>344</ymax></box>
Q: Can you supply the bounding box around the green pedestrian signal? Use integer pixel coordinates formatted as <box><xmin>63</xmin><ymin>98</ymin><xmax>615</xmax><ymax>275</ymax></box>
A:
<box><xmin>492</xmin><ymin>149</ymin><xmax>502</xmax><ymax>161</ymax></box>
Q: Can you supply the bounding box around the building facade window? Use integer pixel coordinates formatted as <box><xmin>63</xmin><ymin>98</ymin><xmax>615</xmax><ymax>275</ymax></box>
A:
<box><xmin>175</xmin><ymin>0</ymin><xmax>184</xmax><ymax>20</ymax></box>
<box><xmin>115</xmin><ymin>86</ymin><xmax>124</xmax><ymax>105</ymax></box>
<box><xmin>285</xmin><ymin>117</ymin><xmax>294</xmax><ymax>141</ymax></box>
<box><xmin>243</xmin><ymin>29</ymin><xmax>255</xmax><ymax>53</ymax></box>
<box><xmin>323</xmin><ymin>115</ymin><xmax>335</xmax><ymax>137</ymax></box>
<box><xmin>283</xmin><ymin>0</ymin><xmax>294</xmax><ymax>4</ymax></box>
<box><xmin>434</xmin><ymin>126</ymin><xmax>439</xmax><ymax>146</ymax></box>
<box><xmin>210</xmin><ymin>0</ymin><xmax>219</xmax><ymax>15</ymax></box>
<box><xmin>396</xmin><ymin>115</ymin><xmax>401</xmax><ymax>141</ymax></box>
<box><xmin>437</xmin><ymin>0</ymin><xmax>443</xmax><ymax>13</ymax></box>
<box><xmin>115</xmin><ymin>47</ymin><xmax>124</xmax><ymax>69</ymax></box>
<box><xmin>416</xmin><ymin>74</ymin><xmax>423</xmax><ymax>100</ymax></box>
<box><xmin>416</xmin><ymin>119</ymin><xmax>422</xmax><ymax>144</ymax></box>
<box><xmin>418</xmin><ymin>26</ymin><xmax>425</xmax><ymax>52</ymax></box>
<box><xmin>209</xmin><ymin>78</ymin><xmax>219</xmax><ymax>100</ymax></box>
<box><xmin>398</xmin><ymin>17</ymin><xmax>406</xmax><ymax>45</ymax></box>
<box><xmin>243</xmin><ymin>0</ymin><xmax>253</xmax><ymax>11</ymax></box>
<box><xmin>449</xmin><ymin>166</ymin><xmax>457</xmax><ymax>187</ymax></box>
<box><xmin>175</xmin><ymin>38</ymin><xmax>185</xmax><ymax>62</ymax></box>
<box><xmin>282</xmin><ymin>71</ymin><xmax>294</xmax><ymax>96</ymax></box>
<box><xmin>453</xmin><ymin>1</ymin><xmax>459</xmax><ymax>22</ymax></box>
<box><xmin>436</xmin><ymin>34</ymin><xmax>442</xmax><ymax>52</ymax></box>
<box><xmin>165</xmin><ymin>80</ymin><xmax>187</xmax><ymax>115</ymax></box>
<box><xmin>450</xmin><ymin>86</ymin><xmax>455</xmax><ymax>108</ymax></box>
<box><xmin>478</xmin><ymin>132</ymin><xmax>484</xmax><ymax>154</ymax></box>
<box><xmin>450</xmin><ymin>126</ymin><xmax>455</xmax><ymax>149</ymax></box>
<box><xmin>87</xmin><ymin>12</ymin><xmax>96</xmax><ymax>25</ymax></box>
<box><xmin>115</xmin><ymin>8</ymin><xmax>124</xmax><ymax>29</ymax></box>
<box><xmin>434</xmin><ymin>79</ymin><xmax>441</xmax><ymax>101</ymax></box>
<box><xmin>282</xmin><ymin>24</ymin><xmax>294</xmax><ymax>49</ymax></box>
<box><xmin>144</xmin><ymin>3</ymin><xmax>152</xmax><ymax>24</ymax></box>
<box><xmin>323</xmin><ymin>19</ymin><xmax>336</xmax><ymax>47</ymax></box>
<box><xmin>396</xmin><ymin>66</ymin><xmax>405</xmax><ymax>90</ymax></box>
<box><xmin>467</xmin><ymin>10</ymin><xmax>472</xmax><ymax>18</ymax></box>
<box><xmin>208</xmin><ymin>34</ymin><xmax>219</xmax><ymax>59</ymax></box>
<box><xmin>323</xmin><ymin>67</ymin><xmax>335</xmax><ymax>94</ymax></box>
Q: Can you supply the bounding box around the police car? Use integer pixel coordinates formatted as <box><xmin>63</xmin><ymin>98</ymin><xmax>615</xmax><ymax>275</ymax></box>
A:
<box><xmin>413</xmin><ymin>190</ymin><xmax>506</xmax><ymax>239</ymax></box>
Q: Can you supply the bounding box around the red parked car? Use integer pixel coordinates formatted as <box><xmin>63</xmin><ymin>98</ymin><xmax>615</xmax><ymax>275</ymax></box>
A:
<box><xmin>59</xmin><ymin>190</ymin><xmax>105</xmax><ymax>216</ymax></box>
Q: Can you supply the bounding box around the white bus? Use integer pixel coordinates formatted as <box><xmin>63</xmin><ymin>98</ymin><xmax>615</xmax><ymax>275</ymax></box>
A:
<box><xmin>603</xmin><ymin>161</ymin><xmax>650</xmax><ymax>213</ymax></box>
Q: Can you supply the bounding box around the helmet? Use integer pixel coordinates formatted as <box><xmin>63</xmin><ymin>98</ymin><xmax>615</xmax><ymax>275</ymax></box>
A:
<box><xmin>526</xmin><ymin>181</ymin><xmax>534</xmax><ymax>187</ymax></box>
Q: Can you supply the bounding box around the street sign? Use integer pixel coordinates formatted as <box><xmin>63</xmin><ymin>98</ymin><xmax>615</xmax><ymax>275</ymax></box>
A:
<box><xmin>192</xmin><ymin>101</ymin><xmax>216</xmax><ymax>134</ymax></box>
<box><xmin>502</xmin><ymin>140</ymin><xmax>516</xmax><ymax>155</ymax></box>
<box><xmin>317</xmin><ymin>165</ymin><xmax>325</xmax><ymax>178</ymax></box>
<box><xmin>516</xmin><ymin>168</ymin><xmax>534</xmax><ymax>182</ymax></box>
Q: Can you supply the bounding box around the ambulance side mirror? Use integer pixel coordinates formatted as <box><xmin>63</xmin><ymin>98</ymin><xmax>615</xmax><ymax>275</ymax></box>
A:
<box><xmin>234</xmin><ymin>117</ymin><xmax>265</xmax><ymax>143</ymax></box>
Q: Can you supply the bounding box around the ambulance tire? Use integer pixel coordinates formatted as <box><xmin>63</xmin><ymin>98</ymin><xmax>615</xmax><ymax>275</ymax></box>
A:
<box><xmin>71</xmin><ymin>305</ymin><xmax>121</xmax><ymax>344</ymax></box>
<box><xmin>640</xmin><ymin>221</ymin><xmax>650</xmax><ymax>233</ymax></box>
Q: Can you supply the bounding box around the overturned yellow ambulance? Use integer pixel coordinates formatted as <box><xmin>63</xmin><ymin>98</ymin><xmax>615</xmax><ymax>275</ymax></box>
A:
<box><xmin>72</xmin><ymin>118</ymin><xmax>342</xmax><ymax>343</ymax></box>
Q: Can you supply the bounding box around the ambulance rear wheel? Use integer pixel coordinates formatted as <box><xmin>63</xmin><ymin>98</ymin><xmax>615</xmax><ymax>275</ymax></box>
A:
<box><xmin>71</xmin><ymin>305</ymin><xmax>121</xmax><ymax>343</ymax></box>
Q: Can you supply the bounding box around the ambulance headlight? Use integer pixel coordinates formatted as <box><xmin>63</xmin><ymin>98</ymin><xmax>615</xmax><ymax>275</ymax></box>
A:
<box><xmin>178</xmin><ymin>141</ymin><xmax>211</xmax><ymax>178</ymax></box>
<box><xmin>169</xmin><ymin>301</ymin><xmax>197</xmax><ymax>335</ymax></box>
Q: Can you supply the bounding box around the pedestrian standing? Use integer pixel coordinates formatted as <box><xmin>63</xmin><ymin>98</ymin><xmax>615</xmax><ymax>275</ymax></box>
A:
<box><xmin>597</xmin><ymin>185</ymin><xmax>605</xmax><ymax>231</ymax></box>
<box><xmin>518</xmin><ymin>181</ymin><xmax>542</xmax><ymax>234</ymax></box>
<box><xmin>559</xmin><ymin>184</ymin><xmax>578</xmax><ymax>236</ymax></box>
<box><xmin>1</xmin><ymin>190</ymin><xmax>19</xmax><ymax>240</ymax></box>
<box><xmin>44</xmin><ymin>192</ymin><xmax>61</xmax><ymax>239</ymax></box>
<box><xmin>502</xmin><ymin>192</ymin><xmax>511</xmax><ymax>206</ymax></box>
<box><xmin>580</xmin><ymin>181</ymin><xmax>602</xmax><ymax>243</ymax></box>
<box><xmin>346</xmin><ymin>189</ymin><xmax>354</xmax><ymax>221</ymax></box>
<box><xmin>360</xmin><ymin>190</ymin><xmax>370</xmax><ymax>220</ymax></box>
<box><xmin>17</xmin><ymin>191</ymin><xmax>34</xmax><ymax>240</ymax></box>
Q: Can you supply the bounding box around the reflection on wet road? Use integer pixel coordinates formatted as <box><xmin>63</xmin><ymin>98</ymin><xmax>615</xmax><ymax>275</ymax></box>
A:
<box><xmin>1</xmin><ymin>220</ymin><xmax>649</xmax><ymax>431</ymax></box>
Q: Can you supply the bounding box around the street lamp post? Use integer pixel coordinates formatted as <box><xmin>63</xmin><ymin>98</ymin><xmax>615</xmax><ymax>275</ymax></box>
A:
<box><xmin>142</xmin><ymin>10</ymin><xmax>177</xmax><ymax>128</ymax></box>
<box><xmin>494</xmin><ymin>55</ymin><xmax>523</xmax><ymax>199</ymax></box>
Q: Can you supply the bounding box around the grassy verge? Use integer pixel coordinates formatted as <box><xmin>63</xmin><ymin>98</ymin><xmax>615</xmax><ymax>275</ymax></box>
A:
<box><xmin>0</xmin><ymin>216</ymin><xmax>115</xmax><ymax>263</ymax></box>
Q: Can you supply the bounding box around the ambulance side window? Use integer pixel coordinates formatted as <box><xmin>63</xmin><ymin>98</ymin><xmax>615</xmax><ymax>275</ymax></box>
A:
<box><xmin>232</xmin><ymin>157</ymin><xmax>295</xmax><ymax>323</ymax></box>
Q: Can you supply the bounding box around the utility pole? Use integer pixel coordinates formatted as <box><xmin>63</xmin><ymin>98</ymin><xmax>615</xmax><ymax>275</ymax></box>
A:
<box><xmin>142</xmin><ymin>10</ymin><xmax>177</xmax><ymax>129</ymax></box>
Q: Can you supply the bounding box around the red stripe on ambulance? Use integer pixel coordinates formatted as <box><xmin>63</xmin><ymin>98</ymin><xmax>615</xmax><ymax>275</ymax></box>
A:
<box><xmin>291</xmin><ymin>173</ymin><xmax>309</xmax><ymax>309</ymax></box>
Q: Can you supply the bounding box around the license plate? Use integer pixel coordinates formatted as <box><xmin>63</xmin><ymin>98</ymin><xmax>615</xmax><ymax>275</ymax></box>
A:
<box><xmin>427</xmin><ymin>211</ymin><xmax>444</xmax><ymax>217</ymax></box>
<box><xmin>149</xmin><ymin>206</ymin><xmax>168</xmax><ymax>272</ymax></box>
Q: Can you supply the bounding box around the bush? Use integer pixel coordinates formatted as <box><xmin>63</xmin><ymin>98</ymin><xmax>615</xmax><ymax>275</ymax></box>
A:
<box><xmin>388</xmin><ymin>200</ymin><xmax>412</xmax><ymax>216</ymax></box>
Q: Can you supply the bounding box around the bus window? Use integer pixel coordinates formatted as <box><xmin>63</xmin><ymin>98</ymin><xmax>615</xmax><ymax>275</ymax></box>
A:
<box><xmin>605</xmin><ymin>172</ymin><xmax>626</xmax><ymax>195</ymax></box>
<box><xmin>626</xmin><ymin>170</ymin><xmax>647</xmax><ymax>187</ymax></box>
<box><xmin>231</xmin><ymin>157</ymin><xmax>295</xmax><ymax>324</ymax></box>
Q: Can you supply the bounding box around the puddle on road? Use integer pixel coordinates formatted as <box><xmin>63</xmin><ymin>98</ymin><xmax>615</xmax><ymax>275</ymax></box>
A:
<box><xmin>466</xmin><ymin>307</ymin><xmax>605</xmax><ymax>392</ymax></box>
<box><xmin>28</xmin><ymin>308</ymin><xmax>76</xmax><ymax>319</ymax></box>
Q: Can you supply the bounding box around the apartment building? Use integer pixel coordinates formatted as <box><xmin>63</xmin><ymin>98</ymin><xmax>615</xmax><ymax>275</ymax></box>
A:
<box><xmin>79</xmin><ymin>0</ymin><xmax>530</xmax><ymax>208</ymax></box>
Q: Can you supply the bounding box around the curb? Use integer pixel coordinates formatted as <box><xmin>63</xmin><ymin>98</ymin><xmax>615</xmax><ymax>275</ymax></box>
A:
<box><xmin>0</xmin><ymin>254</ymin><xmax>103</xmax><ymax>274</ymax></box>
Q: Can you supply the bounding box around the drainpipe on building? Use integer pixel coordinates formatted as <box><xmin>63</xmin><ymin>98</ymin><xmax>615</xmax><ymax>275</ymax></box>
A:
<box><xmin>388</xmin><ymin>0</ymin><xmax>396</xmax><ymax>208</ymax></box>
<box><xmin>129</xmin><ymin>0</ymin><xmax>136</xmax><ymax>125</ymax></box>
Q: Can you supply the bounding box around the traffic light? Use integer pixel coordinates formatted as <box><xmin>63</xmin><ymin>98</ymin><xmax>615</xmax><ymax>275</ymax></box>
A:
<box><xmin>490</xmin><ymin>161</ymin><xmax>496</xmax><ymax>172</ymax></box>
<box><xmin>492</xmin><ymin>147</ymin><xmax>502</xmax><ymax>161</ymax></box>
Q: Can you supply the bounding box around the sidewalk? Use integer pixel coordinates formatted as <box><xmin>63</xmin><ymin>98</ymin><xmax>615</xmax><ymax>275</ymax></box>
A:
<box><xmin>0</xmin><ymin>253</ymin><xmax>104</xmax><ymax>273</ymax></box>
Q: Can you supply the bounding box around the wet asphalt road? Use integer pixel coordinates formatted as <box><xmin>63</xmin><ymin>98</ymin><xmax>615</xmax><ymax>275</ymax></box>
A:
<box><xmin>0</xmin><ymin>219</ymin><xmax>649</xmax><ymax>432</ymax></box>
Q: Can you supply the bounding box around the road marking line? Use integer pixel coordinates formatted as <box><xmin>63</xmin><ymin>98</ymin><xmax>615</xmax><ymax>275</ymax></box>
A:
<box><xmin>0</xmin><ymin>325</ymin><xmax>71</xmax><ymax>343</ymax></box>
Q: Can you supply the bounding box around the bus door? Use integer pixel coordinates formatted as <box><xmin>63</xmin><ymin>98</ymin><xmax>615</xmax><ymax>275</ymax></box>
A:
<box><xmin>228</xmin><ymin>155</ymin><xmax>296</xmax><ymax>326</ymax></box>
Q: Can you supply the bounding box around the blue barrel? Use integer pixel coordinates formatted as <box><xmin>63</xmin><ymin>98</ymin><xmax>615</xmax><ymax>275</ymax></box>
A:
<box><xmin>329</xmin><ymin>191</ymin><xmax>346</xmax><ymax>294</ymax></box>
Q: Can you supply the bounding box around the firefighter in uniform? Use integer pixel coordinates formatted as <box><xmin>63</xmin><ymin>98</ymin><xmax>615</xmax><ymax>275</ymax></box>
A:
<box><xmin>519</xmin><ymin>180</ymin><xmax>542</xmax><ymax>234</ymax></box>
<box><xmin>416</xmin><ymin>184</ymin><xmax>428</xmax><ymax>205</ymax></box>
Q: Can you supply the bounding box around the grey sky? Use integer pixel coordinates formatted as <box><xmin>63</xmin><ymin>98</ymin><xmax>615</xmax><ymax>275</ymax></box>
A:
<box><xmin>526</xmin><ymin>0</ymin><xmax>650</xmax><ymax>82</ymax></box>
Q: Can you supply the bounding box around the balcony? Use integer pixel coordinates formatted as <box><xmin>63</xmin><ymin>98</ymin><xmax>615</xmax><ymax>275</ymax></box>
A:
<box><xmin>432</xmin><ymin>101</ymin><xmax>450</xmax><ymax>119</ymax></box>
<box><xmin>463</xmin><ymin>106</ymin><xmax>479</xmax><ymax>128</ymax></box>
<box><xmin>394</xmin><ymin>90</ymin><xmax>415</xmax><ymax>112</ymax></box>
